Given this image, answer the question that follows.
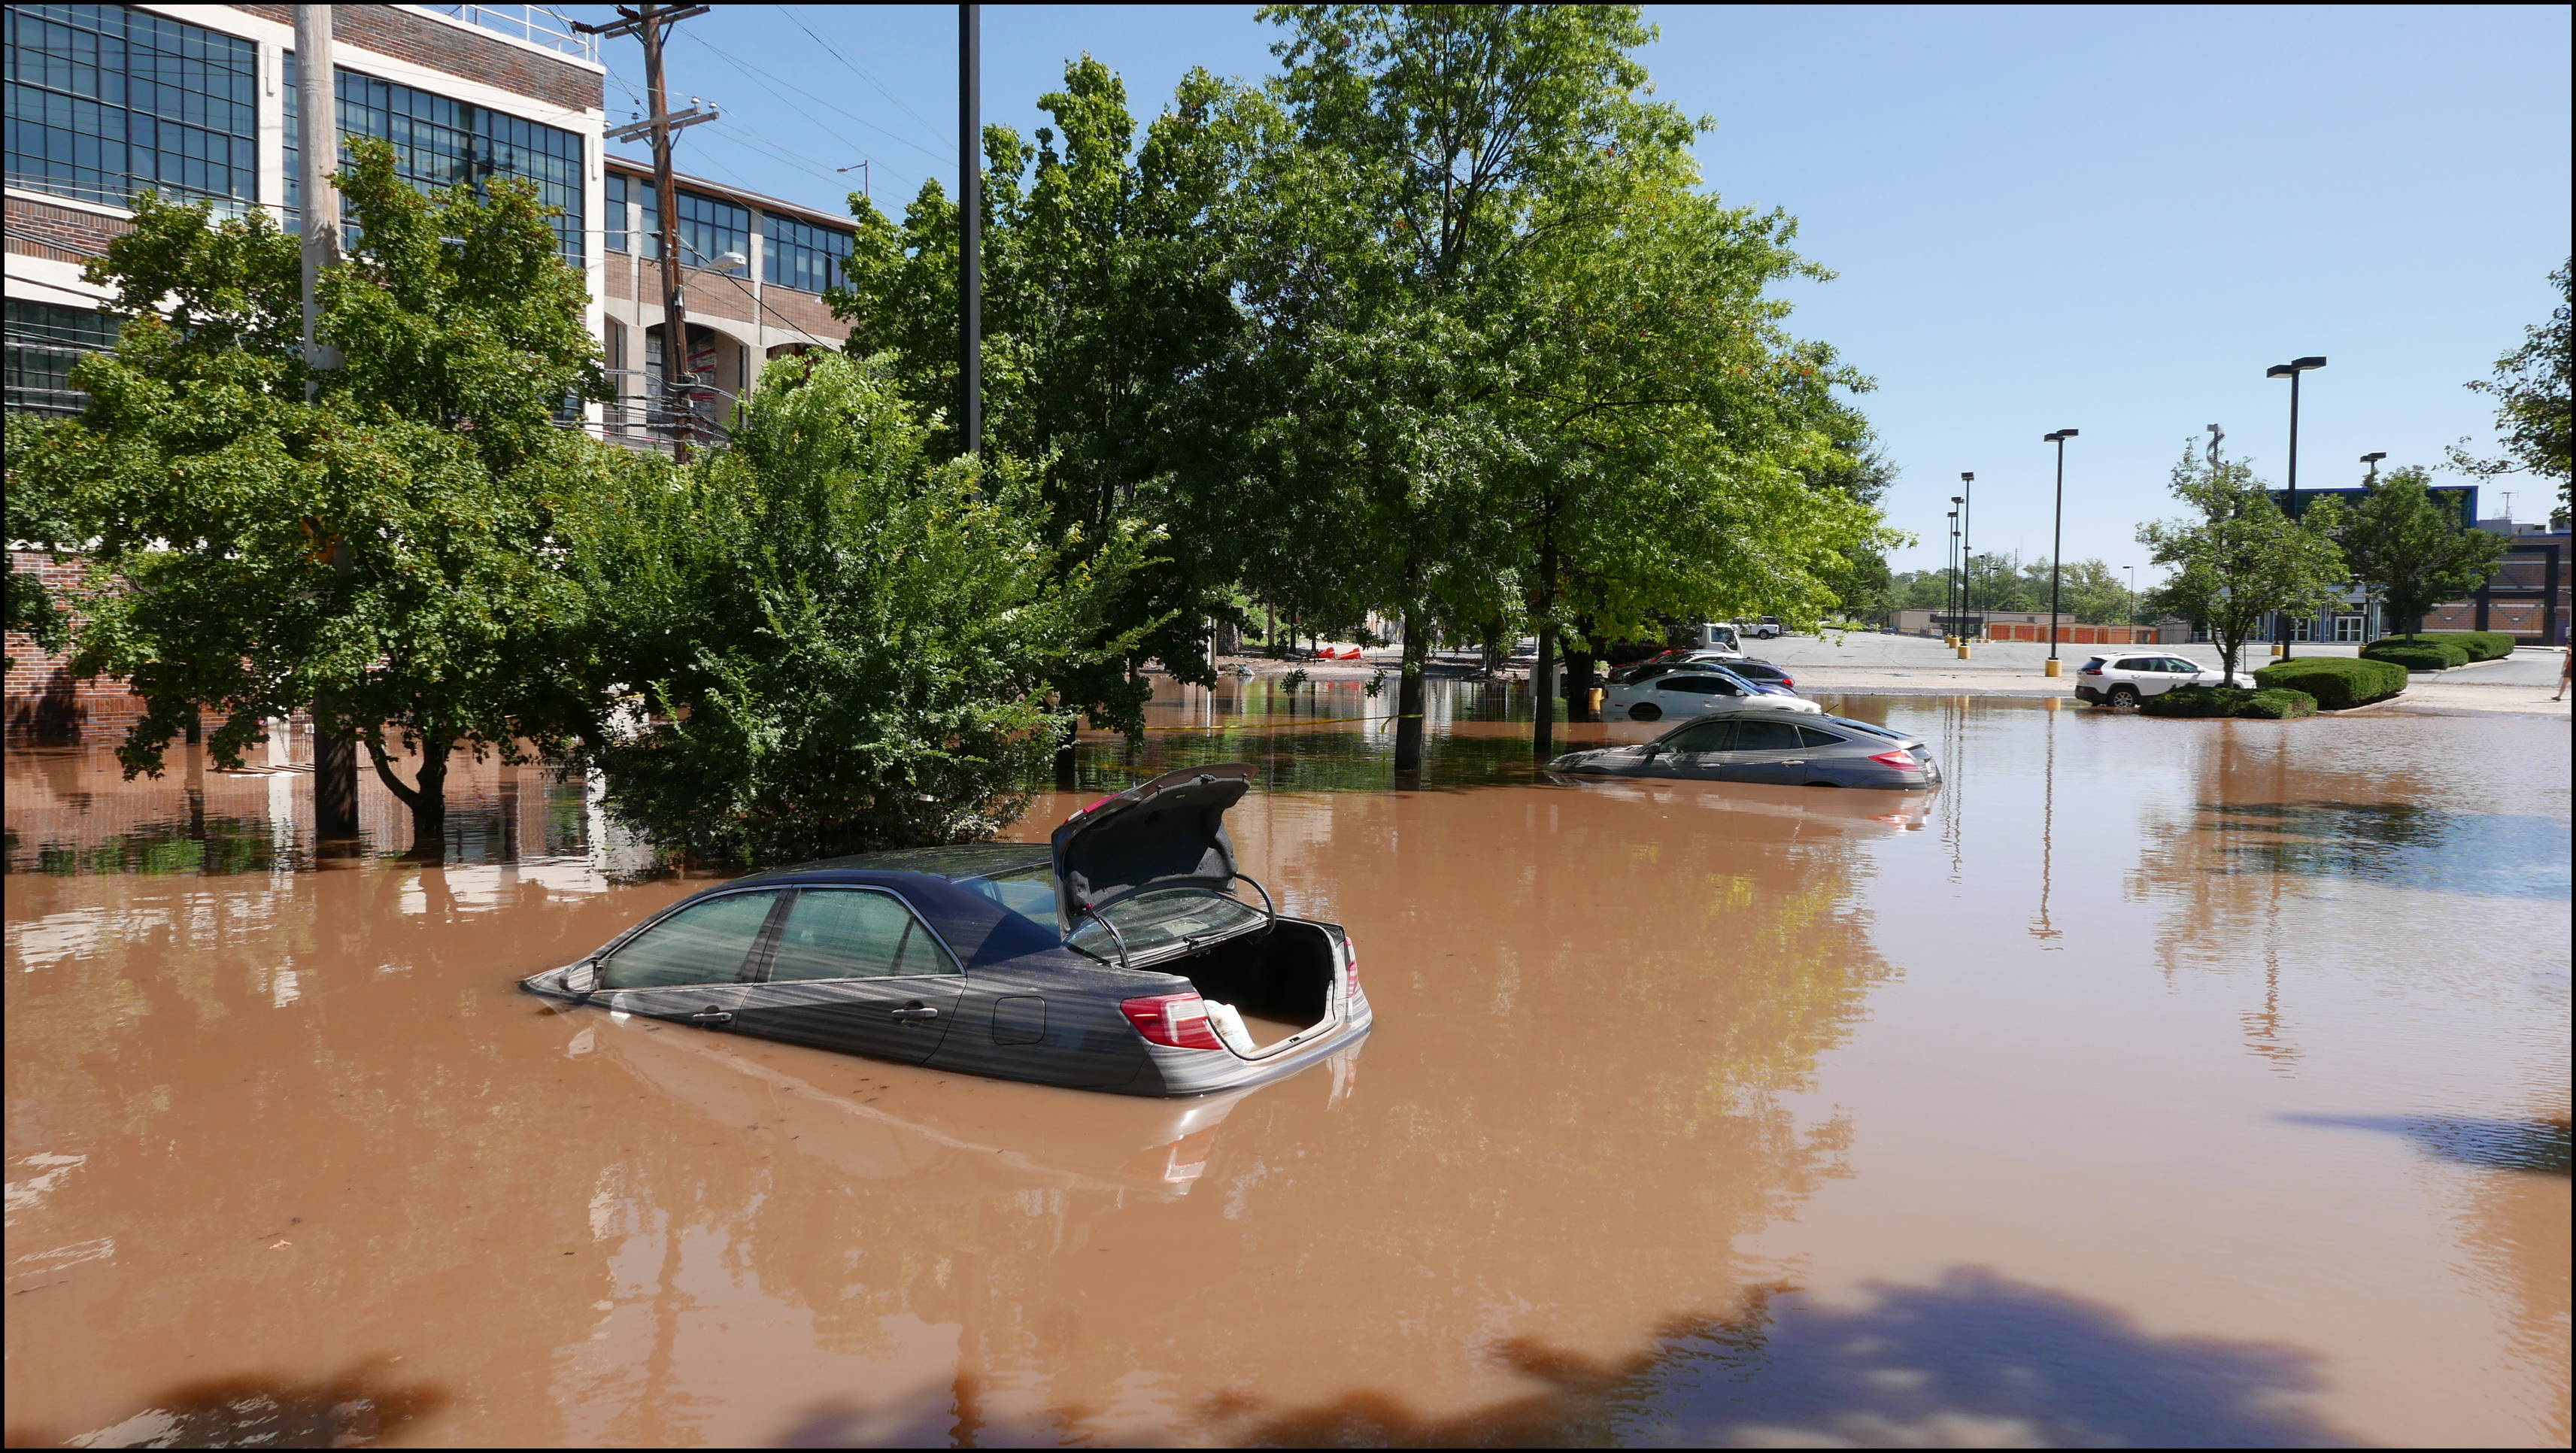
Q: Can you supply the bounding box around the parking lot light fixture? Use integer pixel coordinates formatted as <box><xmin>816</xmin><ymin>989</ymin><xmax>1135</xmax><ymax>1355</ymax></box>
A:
<box><xmin>2361</xmin><ymin>450</ymin><xmax>2386</xmax><ymax>484</ymax></box>
<box><xmin>2267</xmin><ymin>356</ymin><xmax>2326</xmax><ymax>658</ymax></box>
<box><xmin>2043</xmin><ymin>430</ymin><xmax>2078</xmax><ymax>673</ymax></box>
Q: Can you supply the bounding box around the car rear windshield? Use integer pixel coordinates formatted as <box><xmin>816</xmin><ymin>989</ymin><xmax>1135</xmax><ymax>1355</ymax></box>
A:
<box><xmin>965</xmin><ymin>866</ymin><xmax>1266</xmax><ymax>960</ymax></box>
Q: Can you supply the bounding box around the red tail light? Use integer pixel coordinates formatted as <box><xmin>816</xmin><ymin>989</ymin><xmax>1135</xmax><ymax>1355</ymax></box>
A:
<box><xmin>1119</xmin><ymin>993</ymin><xmax>1224</xmax><ymax>1050</ymax></box>
<box><xmin>1067</xmin><ymin>794</ymin><xmax>1120</xmax><ymax>823</ymax></box>
<box><xmin>1778</xmin><ymin>677</ymin><xmax>1794</xmax><ymax>689</ymax></box>
<box><xmin>1868</xmin><ymin>748</ymin><xmax>1919</xmax><ymax>769</ymax></box>
<box><xmin>1343</xmin><ymin>938</ymin><xmax>1361</xmax><ymax>1000</ymax></box>
<box><xmin>2079</xmin><ymin>663</ymin><xmax>2103</xmax><ymax>675</ymax></box>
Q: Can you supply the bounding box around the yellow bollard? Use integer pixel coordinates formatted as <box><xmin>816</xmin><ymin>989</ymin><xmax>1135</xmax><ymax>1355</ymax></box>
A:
<box><xmin>1956</xmin><ymin>642</ymin><xmax>1971</xmax><ymax>660</ymax></box>
<box><xmin>1587</xmin><ymin>687</ymin><xmax>1604</xmax><ymax>714</ymax></box>
<box><xmin>2270</xmin><ymin>642</ymin><xmax>2286</xmax><ymax>657</ymax></box>
<box><xmin>2044</xmin><ymin>658</ymin><xmax>2062</xmax><ymax>678</ymax></box>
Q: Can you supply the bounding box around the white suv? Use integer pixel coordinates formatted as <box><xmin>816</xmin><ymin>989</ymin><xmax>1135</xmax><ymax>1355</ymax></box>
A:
<box><xmin>2074</xmin><ymin>653</ymin><xmax>2250</xmax><ymax>708</ymax></box>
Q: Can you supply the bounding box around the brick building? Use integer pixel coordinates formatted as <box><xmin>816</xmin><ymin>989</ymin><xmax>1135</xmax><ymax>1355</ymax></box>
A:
<box><xmin>5</xmin><ymin>4</ymin><xmax>860</xmax><ymax>737</ymax></box>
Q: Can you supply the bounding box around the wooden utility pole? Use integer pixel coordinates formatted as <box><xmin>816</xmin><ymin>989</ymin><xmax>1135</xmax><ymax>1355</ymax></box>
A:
<box><xmin>295</xmin><ymin>4</ymin><xmax>358</xmax><ymax>846</ymax></box>
<box><xmin>579</xmin><ymin>5</ymin><xmax>715</xmax><ymax>461</ymax></box>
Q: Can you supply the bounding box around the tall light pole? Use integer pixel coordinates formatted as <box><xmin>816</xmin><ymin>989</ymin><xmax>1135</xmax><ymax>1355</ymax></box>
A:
<box><xmin>1946</xmin><ymin>502</ymin><xmax>1962</xmax><ymax>639</ymax></box>
<box><xmin>1947</xmin><ymin>476</ymin><xmax>1968</xmax><ymax>623</ymax></box>
<box><xmin>2042</xmin><ymin>429</ymin><xmax>2079</xmax><ymax>674</ymax></box>
<box><xmin>295</xmin><ymin>5</ymin><xmax>357</xmax><ymax>849</ymax></box>
<box><xmin>2265</xmin><ymin>355</ymin><xmax>2326</xmax><ymax>657</ymax></box>
<box><xmin>2359</xmin><ymin>450</ymin><xmax>2386</xmax><ymax>484</ymax></box>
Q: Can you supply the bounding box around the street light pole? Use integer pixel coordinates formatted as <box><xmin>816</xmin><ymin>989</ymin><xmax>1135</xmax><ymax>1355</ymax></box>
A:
<box><xmin>2360</xmin><ymin>450</ymin><xmax>2385</xmax><ymax>484</ymax></box>
<box><xmin>1959</xmin><ymin>473</ymin><xmax>1976</xmax><ymax>652</ymax></box>
<box><xmin>957</xmin><ymin>2</ymin><xmax>982</xmax><ymax>457</ymax></box>
<box><xmin>2265</xmin><ymin>356</ymin><xmax>2326</xmax><ymax>657</ymax></box>
<box><xmin>2042</xmin><ymin>429</ymin><xmax>2078</xmax><ymax>673</ymax></box>
<box><xmin>1946</xmin><ymin>502</ymin><xmax>1962</xmax><ymax>639</ymax></box>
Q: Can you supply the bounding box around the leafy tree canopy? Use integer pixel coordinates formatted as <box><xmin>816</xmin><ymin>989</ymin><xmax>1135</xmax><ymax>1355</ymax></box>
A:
<box><xmin>2450</xmin><ymin>258</ymin><xmax>2571</xmax><ymax>525</ymax></box>
<box><xmin>2137</xmin><ymin>443</ymin><xmax>2345</xmax><ymax>679</ymax></box>
<box><xmin>2333</xmin><ymin>465</ymin><xmax>2509</xmax><ymax>638</ymax></box>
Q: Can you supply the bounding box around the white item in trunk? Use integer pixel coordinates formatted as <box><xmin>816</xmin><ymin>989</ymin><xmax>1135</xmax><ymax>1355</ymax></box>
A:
<box><xmin>1204</xmin><ymin>1000</ymin><xmax>1256</xmax><ymax>1055</ymax></box>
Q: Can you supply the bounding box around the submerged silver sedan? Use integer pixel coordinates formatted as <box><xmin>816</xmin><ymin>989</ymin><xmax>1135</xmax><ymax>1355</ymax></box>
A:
<box><xmin>1549</xmin><ymin>714</ymin><xmax>1940</xmax><ymax>789</ymax></box>
<box><xmin>522</xmin><ymin>765</ymin><xmax>1370</xmax><ymax>1097</ymax></box>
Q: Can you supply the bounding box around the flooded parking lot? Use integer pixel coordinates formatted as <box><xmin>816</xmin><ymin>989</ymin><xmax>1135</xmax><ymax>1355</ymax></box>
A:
<box><xmin>5</xmin><ymin>684</ymin><xmax>2568</xmax><ymax>1447</ymax></box>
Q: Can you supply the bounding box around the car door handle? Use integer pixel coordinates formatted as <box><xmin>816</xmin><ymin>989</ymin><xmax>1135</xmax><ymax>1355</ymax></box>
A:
<box><xmin>890</xmin><ymin>1004</ymin><xmax>940</xmax><ymax>1022</ymax></box>
<box><xmin>689</xmin><ymin>1006</ymin><xmax>733</xmax><ymax>1026</ymax></box>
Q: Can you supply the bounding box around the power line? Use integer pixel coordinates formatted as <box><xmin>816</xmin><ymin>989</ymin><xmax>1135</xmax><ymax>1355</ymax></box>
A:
<box><xmin>774</xmin><ymin>5</ymin><xmax>950</xmax><ymax>154</ymax></box>
<box><xmin>689</xmin><ymin>28</ymin><xmax>951</xmax><ymax>167</ymax></box>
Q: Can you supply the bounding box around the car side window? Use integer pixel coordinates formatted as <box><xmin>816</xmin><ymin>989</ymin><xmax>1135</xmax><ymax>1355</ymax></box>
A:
<box><xmin>601</xmin><ymin>890</ymin><xmax>781</xmax><ymax>990</ymax></box>
<box><xmin>1733</xmin><ymin>720</ymin><xmax>1806</xmax><ymax>752</ymax></box>
<box><xmin>2168</xmin><ymin>658</ymin><xmax>2201</xmax><ymax>675</ymax></box>
<box><xmin>2115</xmin><ymin>658</ymin><xmax>2152</xmax><ymax>672</ymax></box>
<box><xmin>1664</xmin><ymin>720</ymin><xmax>1735</xmax><ymax>752</ymax></box>
<box><xmin>1659</xmin><ymin>676</ymin><xmax>1719</xmax><ymax>694</ymax></box>
<box><xmin>1795</xmin><ymin>725</ymin><xmax>1847</xmax><ymax>749</ymax></box>
<box><xmin>767</xmin><ymin>887</ymin><xmax>962</xmax><ymax>982</ymax></box>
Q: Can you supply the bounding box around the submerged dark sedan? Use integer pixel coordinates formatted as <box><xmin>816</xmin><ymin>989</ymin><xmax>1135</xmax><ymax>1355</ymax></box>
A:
<box><xmin>522</xmin><ymin>766</ymin><xmax>1370</xmax><ymax>1096</ymax></box>
<box><xmin>1548</xmin><ymin>714</ymin><xmax>1940</xmax><ymax>789</ymax></box>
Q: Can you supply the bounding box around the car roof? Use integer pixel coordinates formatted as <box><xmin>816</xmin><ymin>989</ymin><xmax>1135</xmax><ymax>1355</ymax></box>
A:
<box><xmin>753</xmin><ymin>842</ymin><xmax>1050</xmax><ymax>883</ymax></box>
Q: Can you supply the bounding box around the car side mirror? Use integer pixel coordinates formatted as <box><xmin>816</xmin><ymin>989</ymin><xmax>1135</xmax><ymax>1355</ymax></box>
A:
<box><xmin>565</xmin><ymin>959</ymin><xmax>599</xmax><ymax>998</ymax></box>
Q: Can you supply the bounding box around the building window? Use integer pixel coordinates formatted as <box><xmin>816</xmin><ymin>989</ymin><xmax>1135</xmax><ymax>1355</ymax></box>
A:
<box><xmin>284</xmin><ymin>55</ymin><xmax>587</xmax><ymax>261</ymax></box>
<box><xmin>607</xmin><ymin>171</ymin><xmax>642</xmax><ymax>253</ymax></box>
<box><xmin>673</xmin><ymin>189</ymin><xmax>748</xmax><ymax>271</ymax></box>
<box><xmin>2334</xmin><ymin>614</ymin><xmax>2365</xmax><ymax>643</ymax></box>
<box><xmin>763</xmin><ymin>213</ymin><xmax>851</xmax><ymax>293</ymax></box>
<box><xmin>5</xmin><ymin>3</ymin><xmax>259</xmax><ymax>210</ymax></box>
<box><xmin>5</xmin><ymin>299</ymin><xmax>117</xmax><ymax>414</ymax></box>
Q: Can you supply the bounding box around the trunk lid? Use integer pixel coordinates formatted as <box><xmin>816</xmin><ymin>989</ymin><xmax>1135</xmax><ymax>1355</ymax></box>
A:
<box><xmin>1051</xmin><ymin>763</ymin><xmax>1255</xmax><ymax>930</ymax></box>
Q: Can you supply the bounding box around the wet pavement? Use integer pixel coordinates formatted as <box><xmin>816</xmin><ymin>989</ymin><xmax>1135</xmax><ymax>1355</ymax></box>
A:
<box><xmin>5</xmin><ymin>683</ymin><xmax>2568</xmax><ymax>1447</ymax></box>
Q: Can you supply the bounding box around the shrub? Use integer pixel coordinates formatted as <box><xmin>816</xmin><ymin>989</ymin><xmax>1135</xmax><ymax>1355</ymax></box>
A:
<box><xmin>2428</xmin><ymin>630</ymin><xmax>2517</xmax><ymax>662</ymax></box>
<box><xmin>2138</xmin><ymin>684</ymin><xmax>2317</xmax><ymax>719</ymax></box>
<box><xmin>2253</xmin><ymin>657</ymin><xmax>2407</xmax><ymax>708</ymax></box>
<box><xmin>2361</xmin><ymin>639</ymin><xmax>2468</xmax><ymax>671</ymax></box>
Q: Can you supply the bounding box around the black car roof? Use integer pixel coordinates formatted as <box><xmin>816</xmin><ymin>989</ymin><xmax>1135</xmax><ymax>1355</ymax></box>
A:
<box><xmin>752</xmin><ymin>842</ymin><xmax>1051</xmax><ymax>882</ymax></box>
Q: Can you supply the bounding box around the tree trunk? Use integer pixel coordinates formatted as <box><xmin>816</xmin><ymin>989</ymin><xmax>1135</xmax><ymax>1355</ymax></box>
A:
<box><xmin>1393</xmin><ymin>611</ymin><xmax>1428</xmax><ymax>775</ymax></box>
<box><xmin>1053</xmin><ymin>717</ymin><xmax>1079</xmax><ymax>789</ymax></box>
<box><xmin>1532</xmin><ymin>528</ymin><xmax>1558</xmax><ymax>760</ymax></box>
<box><xmin>1565</xmin><ymin>612</ymin><xmax>1598</xmax><ymax>723</ymax></box>
<box><xmin>365</xmin><ymin>728</ymin><xmax>452</xmax><ymax>861</ymax></box>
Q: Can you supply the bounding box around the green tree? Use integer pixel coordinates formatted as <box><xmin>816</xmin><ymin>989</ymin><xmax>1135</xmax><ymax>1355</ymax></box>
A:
<box><xmin>831</xmin><ymin>57</ymin><xmax>1248</xmax><ymax>759</ymax></box>
<box><xmin>2333</xmin><ymin>465</ymin><xmax>2509</xmax><ymax>639</ymax></box>
<box><xmin>15</xmin><ymin>138</ymin><xmax>608</xmax><ymax>855</ymax></box>
<box><xmin>1239</xmin><ymin>4</ymin><xmax>1883</xmax><ymax>768</ymax></box>
<box><xmin>3</xmin><ymin>430</ymin><xmax>75</xmax><ymax>669</ymax></box>
<box><xmin>2136</xmin><ymin>443</ymin><xmax>2346</xmax><ymax>679</ymax></box>
<box><xmin>566</xmin><ymin>352</ymin><xmax>1148</xmax><ymax>865</ymax></box>
<box><xmin>2450</xmin><ymin>258</ymin><xmax>2571</xmax><ymax>526</ymax></box>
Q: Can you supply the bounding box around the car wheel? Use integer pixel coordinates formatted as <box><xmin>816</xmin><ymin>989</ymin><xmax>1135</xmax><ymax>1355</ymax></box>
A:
<box><xmin>1628</xmin><ymin>702</ymin><xmax>1662</xmax><ymax>721</ymax></box>
<box><xmin>2107</xmin><ymin>684</ymin><xmax>2140</xmax><ymax>708</ymax></box>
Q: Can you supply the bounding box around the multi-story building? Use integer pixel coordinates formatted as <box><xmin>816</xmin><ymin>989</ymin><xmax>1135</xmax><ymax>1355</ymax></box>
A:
<box><xmin>4</xmin><ymin>4</ymin><xmax>860</xmax><ymax>734</ymax></box>
<box><xmin>5</xmin><ymin>5</ymin><xmax>857</xmax><ymax>437</ymax></box>
<box><xmin>596</xmin><ymin>153</ymin><xmax>853</xmax><ymax>444</ymax></box>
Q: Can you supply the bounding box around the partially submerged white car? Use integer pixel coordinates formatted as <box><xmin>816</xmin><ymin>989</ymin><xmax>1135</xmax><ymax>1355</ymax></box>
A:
<box><xmin>1602</xmin><ymin>666</ymin><xmax>1824</xmax><ymax>723</ymax></box>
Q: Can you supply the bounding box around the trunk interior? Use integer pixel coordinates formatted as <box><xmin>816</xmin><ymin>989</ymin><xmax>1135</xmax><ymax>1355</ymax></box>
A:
<box><xmin>1170</xmin><ymin>918</ymin><xmax>1337</xmax><ymax>1054</ymax></box>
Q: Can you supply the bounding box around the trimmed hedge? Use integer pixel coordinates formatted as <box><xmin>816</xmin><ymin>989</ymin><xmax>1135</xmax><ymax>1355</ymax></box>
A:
<box><xmin>2139</xmin><ymin>685</ymin><xmax>2319</xmax><ymax>720</ymax></box>
<box><xmin>2362</xmin><ymin>640</ymin><xmax>2468</xmax><ymax>672</ymax></box>
<box><xmin>2253</xmin><ymin>657</ymin><xmax>2407</xmax><ymax>708</ymax></box>
<box><xmin>2429</xmin><ymin>630</ymin><xmax>2517</xmax><ymax>662</ymax></box>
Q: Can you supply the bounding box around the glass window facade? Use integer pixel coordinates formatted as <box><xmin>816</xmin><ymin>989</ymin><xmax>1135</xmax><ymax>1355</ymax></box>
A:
<box><xmin>5</xmin><ymin>3</ymin><xmax>259</xmax><ymax>210</ymax></box>
<box><xmin>673</xmin><ymin>188</ymin><xmax>748</xmax><ymax>271</ymax></box>
<box><xmin>606</xmin><ymin>171</ymin><xmax>645</xmax><ymax>253</ymax></box>
<box><xmin>5</xmin><ymin>299</ymin><xmax>117</xmax><ymax>415</ymax></box>
<box><xmin>284</xmin><ymin>54</ymin><xmax>586</xmax><ymax>261</ymax></box>
<box><xmin>763</xmin><ymin>213</ymin><xmax>851</xmax><ymax>294</ymax></box>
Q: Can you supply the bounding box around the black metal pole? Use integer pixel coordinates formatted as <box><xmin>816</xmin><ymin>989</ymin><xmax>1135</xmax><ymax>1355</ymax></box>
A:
<box><xmin>1962</xmin><ymin>474</ymin><xmax>1975</xmax><ymax>629</ymax></box>
<box><xmin>2282</xmin><ymin>369</ymin><xmax>2300</xmax><ymax>660</ymax></box>
<box><xmin>2049</xmin><ymin>438</ymin><xmax>2065</xmax><ymax>660</ymax></box>
<box><xmin>957</xmin><ymin>2</ymin><xmax>981</xmax><ymax>457</ymax></box>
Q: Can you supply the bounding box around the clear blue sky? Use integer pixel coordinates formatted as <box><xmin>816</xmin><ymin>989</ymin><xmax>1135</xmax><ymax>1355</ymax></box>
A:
<box><xmin>565</xmin><ymin>4</ymin><xmax>2572</xmax><ymax>579</ymax></box>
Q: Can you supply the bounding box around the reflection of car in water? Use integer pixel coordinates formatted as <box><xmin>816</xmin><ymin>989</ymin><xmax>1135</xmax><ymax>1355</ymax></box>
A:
<box><xmin>523</xmin><ymin>766</ymin><xmax>1371</xmax><ymax>1097</ymax></box>
<box><xmin>574</xmin><ymin>1008</ymin><xmax>1364</xmax><ymax>1197</ymax></box>
<box><xmin>1541</xmin><ymin>771</ymin><xmax>1934</xmax><ymax>832</ymax></box>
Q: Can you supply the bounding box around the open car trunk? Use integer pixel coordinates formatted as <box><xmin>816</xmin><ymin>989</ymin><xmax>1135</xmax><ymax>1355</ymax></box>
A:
<box><xmin>1166</xmin><ymin>918</ymin><xmax>1340</xmax><ymax>1054</ymax></box>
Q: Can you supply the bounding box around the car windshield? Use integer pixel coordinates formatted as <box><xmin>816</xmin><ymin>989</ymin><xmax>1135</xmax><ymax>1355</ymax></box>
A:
<box><xmin>965</xmin><ymin>866</ymin><xmax>1266</xmax><ymax>960</ymax></box>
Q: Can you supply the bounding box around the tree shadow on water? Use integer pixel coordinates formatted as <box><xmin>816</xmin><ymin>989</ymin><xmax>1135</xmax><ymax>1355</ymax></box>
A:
<box><xmin>3</xmin><ymin>1360</ymin><xmax>445</xmax><ymax>1449</ymax></box>
<box><xmin>1200</xmin><ymin>1269</ymin><xmax>2359</xmax><ymax>1448</ymax></box>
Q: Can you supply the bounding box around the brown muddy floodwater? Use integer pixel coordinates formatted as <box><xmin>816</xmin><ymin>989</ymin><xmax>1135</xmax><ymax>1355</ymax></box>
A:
<box><xmin>5</xmin><ymin>682</ymin><xmax>2568</xmax><ymax>1448</ymax></box>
